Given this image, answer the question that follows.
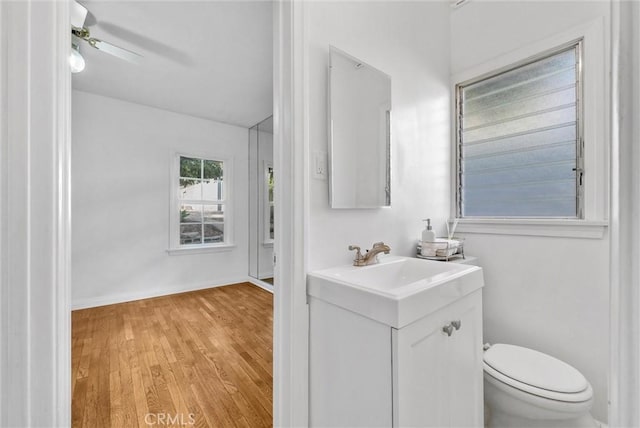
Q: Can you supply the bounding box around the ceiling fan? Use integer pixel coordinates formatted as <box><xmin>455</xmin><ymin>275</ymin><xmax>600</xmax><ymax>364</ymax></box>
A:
<box><xmin>70</xmin><ymin>0</ymin><xmax>142</xmax><ymax>72</ymax></box>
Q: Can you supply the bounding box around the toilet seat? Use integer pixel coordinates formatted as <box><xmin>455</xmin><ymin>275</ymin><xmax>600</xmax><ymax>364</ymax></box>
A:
<box><xmin>483</xmin><ymin>344</ymin><xmax>593</xmax><ymax>403</ymax></box>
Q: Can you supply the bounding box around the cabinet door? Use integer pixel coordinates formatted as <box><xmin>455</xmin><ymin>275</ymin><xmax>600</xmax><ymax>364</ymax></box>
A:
<box><xmin>393</xmin><ymin>303</ymin><xmax>452</xmax><ymax>427</ymax></box>
<box><xmin>392</xmin><ymin>290</ymin><xmax>483</xmax><ymax>428</ymax></box>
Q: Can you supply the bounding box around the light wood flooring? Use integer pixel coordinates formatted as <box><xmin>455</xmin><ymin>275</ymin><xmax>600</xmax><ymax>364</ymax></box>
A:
<box><xmin>72</xmin><ymin>283</ymin><xmax>273</xmax><ymax>428</ymax></box>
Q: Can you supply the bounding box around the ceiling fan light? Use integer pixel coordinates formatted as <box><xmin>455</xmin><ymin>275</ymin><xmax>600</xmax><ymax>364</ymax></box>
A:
<box><xmin>69</xmin><ymin>43</ymin><xmax>85</xmax><ymax>73</ymax></box>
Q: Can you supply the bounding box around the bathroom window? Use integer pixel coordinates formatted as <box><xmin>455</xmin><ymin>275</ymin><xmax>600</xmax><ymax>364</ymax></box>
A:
<box><xmin>455</xmin><ymin>41</ymin><xmax>583</xmax><ymax>218</ymax></box>
<box><xmin>174</xmin><ymin>155</ymin><xmax>229</xmax><ymax>248</ymax></box>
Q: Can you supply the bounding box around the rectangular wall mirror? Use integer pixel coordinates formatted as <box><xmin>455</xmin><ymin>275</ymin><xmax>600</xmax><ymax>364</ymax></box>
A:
<box><xmin>329</xmin><ymin>46</ymin><xmax>391</xmax><ymax>209</ymax></box>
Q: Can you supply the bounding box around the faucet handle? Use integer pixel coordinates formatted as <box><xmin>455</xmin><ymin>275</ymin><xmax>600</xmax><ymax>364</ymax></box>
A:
<box><xmin>348</xmin><ymin>245</ymin><xmax>363</xmax><ymax>260</ymax></box>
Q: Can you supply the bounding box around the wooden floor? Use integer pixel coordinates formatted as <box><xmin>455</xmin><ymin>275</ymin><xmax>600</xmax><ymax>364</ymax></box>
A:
<box><xmin>72</xmin><ymin>283</ymin><xmax>273</xmax><ymax>428</ymax></box>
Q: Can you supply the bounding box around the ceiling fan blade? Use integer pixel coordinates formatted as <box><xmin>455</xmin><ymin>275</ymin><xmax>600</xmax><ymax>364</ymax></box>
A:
<box><xmin>71</xmin><ymin>1</ymin><xmax>88</xmax><ymax>29</ymax></box>
<box><xmin>89</xmin><ymin>39</ymin><xmax>143</xmax><ymax>64</ymax></box>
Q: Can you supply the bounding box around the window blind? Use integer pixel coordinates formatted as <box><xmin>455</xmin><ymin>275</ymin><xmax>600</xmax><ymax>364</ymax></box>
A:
<box><xmin>457</xmin><ymin>42</ymin><xmax>582</xmax><ymax>218</ymax></box>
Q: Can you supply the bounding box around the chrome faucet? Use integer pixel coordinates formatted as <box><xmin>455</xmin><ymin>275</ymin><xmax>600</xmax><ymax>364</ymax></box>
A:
<box><xmin>348</xmin><ymin>242</ymin><xmax>391</xmax><ymax>267</ymax></box>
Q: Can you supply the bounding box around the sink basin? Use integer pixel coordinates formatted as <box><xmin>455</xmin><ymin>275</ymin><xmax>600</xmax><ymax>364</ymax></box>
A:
<box><xmin>307</xmin><ymin>255</ymin><xmax>484</xmax><ymax>328</ymax></box>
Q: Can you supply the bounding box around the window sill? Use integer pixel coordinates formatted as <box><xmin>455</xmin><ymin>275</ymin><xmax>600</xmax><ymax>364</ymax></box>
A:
<box><xmin>167</xmin><ymin>244</ymin><xmax>236</xmax><ymax>256</ymax></box>
<box><xmin>454</xmin><ymin>219</ymin><xmax>608</xmax><ymax>239</ymax></box>
<box><xmin>263</xmin><ymin>241</ymin><xmax>274</xmax><ymax>248</ymax></box>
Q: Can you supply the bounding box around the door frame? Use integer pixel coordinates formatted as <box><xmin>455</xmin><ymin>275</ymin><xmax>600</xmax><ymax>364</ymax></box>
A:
<box><xmin>273</xmin><ymin>0</ymin><xmax>309</xmax><ymax>426</ymax></box>
<box><xmin>609</xmin><ymin>0</ymin><xmax>640</xmax><ymax>425</ymax></box>
<box><xmin>0</xmin><ymin>0</ymin><xmax>71</xmax><ymax>426</ymax></box>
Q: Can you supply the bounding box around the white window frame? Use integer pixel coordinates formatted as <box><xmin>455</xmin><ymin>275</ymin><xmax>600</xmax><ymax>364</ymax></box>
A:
<box><xmin>450</xmin><ymin>19</ymin><xmax>609</xmax><ymax>239</ymax></box>
<box><xmin>168</xmin><ymin>152</ymin><xmax>235</xmax><ymax>255</ymax></box>
<box><xmin>456</xmin><ymin>40</ymin><xmax>584</xmax><ymax>220</ymax></box>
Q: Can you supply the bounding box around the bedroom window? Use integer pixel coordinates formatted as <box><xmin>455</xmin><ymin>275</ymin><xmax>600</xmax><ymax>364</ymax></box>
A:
<box><xmin>176</xmin><ymin>155</ymin><xmax>227</xmax><ymax>247</ymax></box>
<box><xmin>456</xmin><ymin>40</ymin><xmax>583</xmax><ymax>218</ymax></box>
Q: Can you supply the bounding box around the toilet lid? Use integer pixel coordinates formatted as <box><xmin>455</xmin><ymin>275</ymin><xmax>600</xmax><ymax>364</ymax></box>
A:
<box><xmin>484</xmin><ymin>344</ymin><xmax>588</xmax><ymax>394</ymax></box>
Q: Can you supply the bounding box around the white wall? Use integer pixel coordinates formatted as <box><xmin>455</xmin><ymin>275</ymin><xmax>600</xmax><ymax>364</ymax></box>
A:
<box><xmin>72</xmin><ymin>90</ymin><xmax>249</xmax><ymax>308</ymax></box>
<box><xmin>306</xmin><ymin>1</ymin><xmax>452</xmax><ymax>271</ymax></box>
<box><xmin>451</xmin><ymin>1</ymin><xmax>611</xmax><ymax>422</ymax></box>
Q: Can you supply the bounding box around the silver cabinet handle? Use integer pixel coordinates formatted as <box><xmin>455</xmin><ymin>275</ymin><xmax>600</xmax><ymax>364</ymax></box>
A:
<box><xmin>442</xmin><ymin>324</ymin><xmax>454</xmax><ymax>337</ymax></box>
<box><xmin>443</xmin><ymin>320</ymin><xmax>461</xmax><ymax>337</ymax></box>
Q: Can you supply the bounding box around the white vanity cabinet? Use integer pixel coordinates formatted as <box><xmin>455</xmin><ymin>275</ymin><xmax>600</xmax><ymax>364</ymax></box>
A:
<box><xmin>309</xmin><ymin>289</ymin><xmax>484</xmax><ymax>428</ymax></box>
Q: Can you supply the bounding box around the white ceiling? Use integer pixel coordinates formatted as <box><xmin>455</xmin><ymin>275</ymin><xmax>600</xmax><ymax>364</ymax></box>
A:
<box><xmin>72</xmin><ymin>1</ymin><xmax>273</xmax><ymax>128</ymax></box>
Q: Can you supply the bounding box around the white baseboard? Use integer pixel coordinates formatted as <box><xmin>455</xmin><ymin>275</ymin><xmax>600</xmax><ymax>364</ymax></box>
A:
<box><xmin>71</xmin><ymin>276</ymin><xmax>251</xmax><ymax>310</ymax></box>
<box><xmin>247</xmin><ymin>277</ymin><xmax>275</xmax><ymax>293</ymax></box>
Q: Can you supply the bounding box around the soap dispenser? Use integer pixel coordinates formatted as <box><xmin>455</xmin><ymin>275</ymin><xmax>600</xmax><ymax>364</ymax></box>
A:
<box><xmin>422</xmin><ymin>218</ymin><xmax>436</xmax><ymax>242</ymax></box>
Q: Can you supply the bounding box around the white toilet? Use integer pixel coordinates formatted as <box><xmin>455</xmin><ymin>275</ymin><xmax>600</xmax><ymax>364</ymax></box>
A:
<box><xmin>483</xmin><ymin>344</ymin><xmax>598</xmax><ymax>428</ymax></box>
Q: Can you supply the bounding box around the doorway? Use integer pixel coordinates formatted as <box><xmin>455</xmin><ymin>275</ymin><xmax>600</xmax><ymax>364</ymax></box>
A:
<box><xmin>69</xmin><ymin>1</ymin><xmax>276</xmax><ymax>426</ymax></box>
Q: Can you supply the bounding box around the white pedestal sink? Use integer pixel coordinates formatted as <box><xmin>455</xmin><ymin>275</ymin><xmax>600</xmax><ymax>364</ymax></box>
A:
<box><xmin>307</xmin><ymin>255</ymin><xmax>485</xmax><ymax>427</ymax></box>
